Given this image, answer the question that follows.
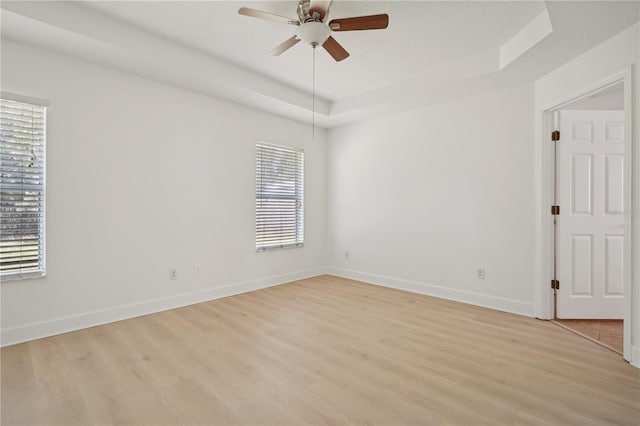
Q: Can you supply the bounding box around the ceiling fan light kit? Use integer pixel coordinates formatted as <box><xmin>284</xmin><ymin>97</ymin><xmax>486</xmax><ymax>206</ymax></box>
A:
<box><xmin>297</xmin><ymin>22</ymin><xmax>331</xmax><ymax>47</ymax></box>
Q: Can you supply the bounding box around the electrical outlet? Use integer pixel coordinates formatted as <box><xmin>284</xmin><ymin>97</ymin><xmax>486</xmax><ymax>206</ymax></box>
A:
<box><xmin>476</xmin><ymin>268</ymin><xmax>486</xmax><ymax>280</ymax></box>
<box><xmin>193</xmin><ymin>266</ymin><xmax>200</xmax><ymax>276</ymax></box>
<box><xmin>345</xmin><ymin>251</ymin><xmax>350</xmax><ymax>260</ymax></box>
<box><xmin>170</xmin><ymin>269</ymin><xmax>177</xmax><ymax>280</ymax></box>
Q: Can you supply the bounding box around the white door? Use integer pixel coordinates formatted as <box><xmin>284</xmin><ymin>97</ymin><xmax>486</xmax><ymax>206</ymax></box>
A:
<box><xmin>556</xmin><ymin>110</ymin><xmax>624</xmax><ymax>319</ymax></box>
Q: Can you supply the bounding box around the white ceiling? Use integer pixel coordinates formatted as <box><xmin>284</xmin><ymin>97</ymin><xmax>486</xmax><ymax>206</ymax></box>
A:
<box><xmin>1</xmin><ymin>1</ymin><xmax>639</xmax><ymax>127</ymax></box>
<box><xmin>82</xmin><ymin>1</ymin><xmax>547</xmax><ymax>101</ymax></box>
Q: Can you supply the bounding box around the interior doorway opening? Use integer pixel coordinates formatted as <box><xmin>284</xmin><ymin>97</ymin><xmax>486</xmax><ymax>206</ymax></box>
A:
<box><xmin>548</xmin><ymin>81</ymin><xmax>625</xmax><ymax>355</ymax></box>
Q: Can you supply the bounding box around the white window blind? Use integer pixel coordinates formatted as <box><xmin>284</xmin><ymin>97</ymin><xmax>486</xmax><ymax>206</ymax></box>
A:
<box><xmin>0</xmin><ymin>98</ymin><xmax>46</xmax><ymax>279</ymax></box>
<box><xmin>256</xmin><ymin>142</ymin><xmax>304</xmax><ymax>251</ymax></box>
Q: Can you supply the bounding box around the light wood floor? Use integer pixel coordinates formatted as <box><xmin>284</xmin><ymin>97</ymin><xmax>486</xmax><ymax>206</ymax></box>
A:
<box><xmin>2</xmin><ymin>275</ymin><xmax>639</xmax><ymax>425</ymax></box>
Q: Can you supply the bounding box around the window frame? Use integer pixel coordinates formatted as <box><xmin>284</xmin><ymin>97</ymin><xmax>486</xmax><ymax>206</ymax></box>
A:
<box><xmin>255</xmin><ymin>142</ymin><xmax>304</xmax><ymax>252</ymax></box>
<box><xmin>1</xmin><ymin>92</ymin><xmax>48</xmax><ymax>281</ymax></box>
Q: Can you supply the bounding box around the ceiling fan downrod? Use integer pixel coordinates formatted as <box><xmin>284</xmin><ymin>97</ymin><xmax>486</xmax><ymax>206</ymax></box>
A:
<box><xmin>312</xmin><ymin>45</ymin><xmax>316</xmax><ymax>137</ymax></box>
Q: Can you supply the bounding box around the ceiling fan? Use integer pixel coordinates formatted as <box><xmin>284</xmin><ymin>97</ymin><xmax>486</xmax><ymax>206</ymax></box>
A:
<box><xmin>238</xmin><ymin>0</ymin><xmax>389</xmax><ymax>62</ymax></box>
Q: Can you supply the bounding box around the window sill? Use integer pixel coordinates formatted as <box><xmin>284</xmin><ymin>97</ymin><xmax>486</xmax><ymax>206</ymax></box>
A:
<box><xmin>256</xmin><ymin>243</ymin><xmax>304</xmax><ymax>252</ymax></box>
<box><xmin>1</xmin><ymin>271</ymin><xmax>46</xmax><ymax>282</ymax></box>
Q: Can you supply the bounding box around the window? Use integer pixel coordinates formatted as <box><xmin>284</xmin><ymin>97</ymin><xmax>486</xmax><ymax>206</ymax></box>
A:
<box><xmin>0</xmin><ymin>97</ymin><xmax>46</xmax><ymax>279</ymax></box>
<box><xmin>256</xmin><ymin>142</ymin><xmax>304</xmax><ymax>251</ymax></box>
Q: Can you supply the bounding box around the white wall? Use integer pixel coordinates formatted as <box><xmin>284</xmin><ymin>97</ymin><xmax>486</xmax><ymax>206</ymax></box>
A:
<box><xmin>326</xmin><ymin>83</ymin><xmax>536</xmax><ymax>316</ymax></box>
<box><xmin>0</xmin><ymin>39</ymin><xmax>327</xmax><ymax>346</ymax></box>
<box><xmin>534</xmin><ymin>22</ymin><xmax>640</xmax><ymax>366</ymax></box>
<box><xmin>2</xmin><ymin>21</ymin><xmax>638</xmax><ymax>364</ymax></box>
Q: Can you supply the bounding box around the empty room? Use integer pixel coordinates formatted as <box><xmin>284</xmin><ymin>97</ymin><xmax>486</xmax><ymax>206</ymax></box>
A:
<box><xmin>1</xmin><ymin>1</ymin><xmax>639</xmax><ymax>425</ymax></box>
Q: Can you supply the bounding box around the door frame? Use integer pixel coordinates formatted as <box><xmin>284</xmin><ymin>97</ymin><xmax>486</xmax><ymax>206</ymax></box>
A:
<box><xmin>534</xmin><ymin>66</ymin><xmax>633</xmax><ymax>362</ymax></box>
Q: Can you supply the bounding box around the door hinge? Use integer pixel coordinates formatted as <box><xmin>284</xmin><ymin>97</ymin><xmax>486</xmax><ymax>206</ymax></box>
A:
<box><xmin>551</xmin><ymin>279</ymin><xmax>560</xmax><ymax>290</ymax></box>
<box><xmin>551</xmin><ymin>130</ymin><xmax>560</xmax><ymax>141</ymax></box>
<box><xmin>551</xmin><ymin>205</ymin><xmax>560</xmax><ymax>215</ymax></box>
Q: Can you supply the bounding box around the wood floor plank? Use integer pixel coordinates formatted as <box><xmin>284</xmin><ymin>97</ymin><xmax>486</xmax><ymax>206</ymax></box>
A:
<box><xmin>1</xmin><ymin>343</ymin><xmax>42</xmax><ymax>425</ymax></box>
<box><xmin>2</xmin><ymin>275</ymin><xmax>639</xmax><ymax>425</ymax></box>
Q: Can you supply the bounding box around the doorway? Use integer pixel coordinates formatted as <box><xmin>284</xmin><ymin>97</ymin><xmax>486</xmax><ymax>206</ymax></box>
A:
<box><xmin>550</xmin><ymin>82</ymin><xmax>625</xmax><ymax>354</ymax></box>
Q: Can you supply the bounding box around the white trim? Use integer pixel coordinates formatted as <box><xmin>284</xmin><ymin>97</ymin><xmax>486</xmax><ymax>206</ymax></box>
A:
<box><xmin>0</xmin><ymin>270</ymin><xmax>45</xmax><ymax>282</ymax></box>
<box><xmin>632</xmin><ymin>345</ymin><xmax>640</xmax><ymax>369</ymax></box>
<box><xmin>533</xmin><ymin>103</ymin><xmax>555</xmax><ymax>319</ymax></box>
<box><xmin>549</xmin><ymin>81</ymin><xmax>624</xmax><ymax>111</ymax></box>
<box><xmin>0</xmin><ymin>91</ymin><xmax>49</xmax><ymax>107</ymax></box>
<box><xmin>0</xmin><ymin>267</ymin><xmax>326</xmax><ymax>347</ymax></box>
<box><xmin>622</xmin><ymin>66</ymin><xmax>633</xmax><ymax>362</ymax></box>
<box><xmin>534</xmin><ymin>67</ymin><xmax>634</xmax><ymax>364</ymax></box>
<box><xmin>327</xmin><ymin>267</ymin><xmax>535</xmax><ymax>317</ymax></box>
<box><xmin>537</xmin><ymin>71</ymin><xmax>628</xmax><ymax>112</ymax></box>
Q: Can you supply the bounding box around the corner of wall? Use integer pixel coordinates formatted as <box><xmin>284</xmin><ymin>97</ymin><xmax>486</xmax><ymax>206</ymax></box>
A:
<box><xmin>327</xmin><ymin>267</ymin><xmax>535</xmax><ymax>318</ymax></box>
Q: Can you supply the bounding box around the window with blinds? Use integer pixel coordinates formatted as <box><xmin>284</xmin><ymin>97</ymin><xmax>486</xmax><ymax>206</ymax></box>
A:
<box><xmin>0</xmin><ymin>98</ymin><xmax>46</xmax><ymax>279</ymax></box>
<box><xmin>256</xmin><ymin>142</ymin><xmax>304</xmax><ymax>251</ymax></box>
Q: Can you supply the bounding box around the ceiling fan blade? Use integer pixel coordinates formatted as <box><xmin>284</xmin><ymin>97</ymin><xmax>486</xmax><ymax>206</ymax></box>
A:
<box><xmin>269</xmin><ymin>36</ymin><xmax>301</xmax><ymax>56</ymax></box>
<box><xmin>329</xmin><ymin>14</ymin><xmax>389</xmax><ymax>31</ymax></box>
<box><xmin>238</xmin><ymin>7</ymin><xmax>298</xmax><ymax>25</ymax></box>
<box><xmin>322</xmin><ymin>36</ymin><xmax>349</xmax><ymax>62</ymax></box>
<box><xmin>309</xmin><ymin>0</ymin><xmax>332</xmax><ymax>21</ymax></box>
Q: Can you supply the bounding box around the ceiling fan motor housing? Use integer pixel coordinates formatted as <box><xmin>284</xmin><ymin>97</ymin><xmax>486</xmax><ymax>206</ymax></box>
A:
<box><xmin>296</xmin><ymin>21</ymin><xmax>331</xmax><ymax>47</ymax></box>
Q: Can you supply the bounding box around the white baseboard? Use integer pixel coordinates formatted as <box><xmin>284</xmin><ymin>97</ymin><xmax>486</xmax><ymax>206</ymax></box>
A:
<box><xmin>327</xmin><ymin>267</ymin><xmax>535</xmax><ymax>317</ymax></box>
<box><xmin>631</xmin><ymin>346</ymin><xmax>640</xmax><ymax>369</ymax></box>
<box><xmin>0</xmin><ymin>267</ymin><xmax>544</xmax><ymax>347</ymax></box>
<box><xmin>1</xmin><ymin>267</ymin><xmax>326</xmax><ymax>347</ymax></box>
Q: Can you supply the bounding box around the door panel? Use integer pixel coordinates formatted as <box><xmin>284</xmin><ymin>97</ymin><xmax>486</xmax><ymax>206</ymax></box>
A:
<box><xmin>570</xmin><ymin>235</ymin><xmax>592</xmax><ymax>296</ymax></box>
<box><xmin>571</xmin><ymin>154</ymin><xmax>593</xmax><ymax>215</ymax></box>
<box><xmin>557</xmin><ymin>110</ymin><xmax>624</xmax><ymax>319</ymax></box>
<box><xmin>605</xmin><ymin>121</ymin><xmax>623</xmax><ymax>142</ymax></box>
<box><xmin>604</xmin><ymin>155</ymin><xmax>624</xmax><ymax>214</ymax></box>
<box><xmin>603</xmin><ymin>235</ymin><xmax>623</xmax><ymax>296</ymax></box>
<box><xmin>571</xmin><ymin>121</ymin><xmax>593</xmax><ymax>143</ymax></box>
